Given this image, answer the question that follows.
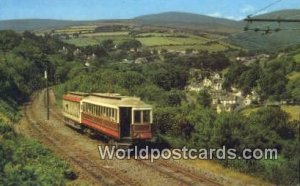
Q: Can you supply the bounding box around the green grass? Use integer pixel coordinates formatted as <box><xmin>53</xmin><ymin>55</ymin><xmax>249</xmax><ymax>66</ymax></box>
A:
<box><xmin>62</xmin><ymin>31</ymin><xmax>238</xmax><ymax>52</ymax></box>
<box><xmin>136</xmin><ymin>33</ymin><xmax>208</xmax><ymax>47</ymax></box>
<box><xmin>281</xmin><ymin>105</ymin><xmax>300</xmax><ymax>121</ymax></box>
<box><xmin>241</xmin><ymin>107</ymin><xmax>260</xmax><ymax>116</ymax></box>
<box><xmin>287</xmin><ymin>71</ymin><xmax>300</xmax><ymax>80</ymax></box>
<box><xmin>82</xmin><ymin>31</ymin><xmax>129</xmax><ymax>36</ymax></box>
<box><xmin>64</xmin><ymin>35</ymin><xmax>130</xmax><ymax>46</ymax></box>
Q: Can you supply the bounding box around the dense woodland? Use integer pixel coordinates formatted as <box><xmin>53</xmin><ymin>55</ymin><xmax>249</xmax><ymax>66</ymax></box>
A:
<box><xmin>0</xmin><ymin>30</ymin><xmax>299</xmax><ymax>185</ymax></box>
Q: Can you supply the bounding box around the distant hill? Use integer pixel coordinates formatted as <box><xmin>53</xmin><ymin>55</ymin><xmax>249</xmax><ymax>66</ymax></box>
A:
<box><xmin>134</xmin><ymin>11</ymin><xmax>242</xmax><ymax>33</ymax></box>
<box><xmin>0</xmin><ymin>19</ymin><xmax>101</xmax><ymax>31</ymax></box>
<box><xmin>1</xmin><ymin>9</ymin><xmax>299</xmax><ymax>52</ymax></box>
<box><xmin>229</xmin><ymin>9</ymin><xmax>300</xmax><ymax>51</ymax></box>
<box><xmin>0</xmin><ymin>19</ymin><xmax>93</xmax><ymax>31</ymax></box>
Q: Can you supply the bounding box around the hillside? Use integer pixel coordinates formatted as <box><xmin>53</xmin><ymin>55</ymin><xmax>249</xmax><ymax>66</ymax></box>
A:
<box><xmin>0</xmin><ymin>19</ymin><xmax>89</xmax><ymax>31</ymax></box>
<box><xmin>0</xmin><ymin>19</ymin><xmax>129</xmax><ymax>31</ymax></box>
<box><xmin>134</xmin><ymin>11</ymin><xmax>242</xmax><ymax>33</ymax></box>
<box><xmin>229</xmin><ymin>9</ymin><xmax>300</xmax><ymax>51</ymax></box>
<box><xmin>1</xmin><ymin>10</ymin><xmax>299</xmax><ymax>52</ymax></box>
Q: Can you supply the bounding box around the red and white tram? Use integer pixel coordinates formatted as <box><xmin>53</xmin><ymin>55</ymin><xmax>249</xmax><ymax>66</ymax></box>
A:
<box><xmin>62</xmin><ymin>92</ymin><xmax>152</xmax><ymax>144</ymax></box>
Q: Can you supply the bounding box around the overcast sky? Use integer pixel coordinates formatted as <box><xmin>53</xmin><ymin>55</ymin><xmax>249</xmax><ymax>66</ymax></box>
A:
<box><xmin>0</xmin><ymin>0</ymin><xmax>299</xmax><ymax>20</ymax></box>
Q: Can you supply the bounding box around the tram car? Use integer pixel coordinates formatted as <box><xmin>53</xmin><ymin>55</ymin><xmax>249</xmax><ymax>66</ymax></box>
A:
<box><xmin>62</xmin><ymin>92</ymin><xmax>153</xmax><ymax>145</ymax></box>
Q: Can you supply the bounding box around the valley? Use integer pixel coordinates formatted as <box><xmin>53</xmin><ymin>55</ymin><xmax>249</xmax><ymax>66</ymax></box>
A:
<box><xmin>0</xmin><ymin>7</ymin><xmax>299</xmax><ymax>186</ymax></box>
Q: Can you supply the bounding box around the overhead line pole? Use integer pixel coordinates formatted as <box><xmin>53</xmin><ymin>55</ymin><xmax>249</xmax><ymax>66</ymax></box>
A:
<box><xmin>44</xmin><ymin>70</ymin><xmax>49</xmax><ymax>120</ymax></box>
<box><xmin>244</xmin><ymin>18</ymin><xmax>300</xmax><ymax>23</ymax></box>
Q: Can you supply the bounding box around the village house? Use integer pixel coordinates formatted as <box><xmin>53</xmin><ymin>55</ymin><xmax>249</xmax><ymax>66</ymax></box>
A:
<box><xmin>59</xmin><ymin>46</ymin><xmax>68</xmax><ymax>54</ymax></box>
<box><xmin>134</xmin><ymin>57</ymin><xmax>148</xmax><ymax>64</ymax></box>
<box><xmin>216</xmin><ymin>104</ymin><xmax>237</xmax><ymax>113</ymax></box>
<box><xmin>73</xmin><ymin>48</ymin><xmax>81</xmax><ymax>56</ymax></box>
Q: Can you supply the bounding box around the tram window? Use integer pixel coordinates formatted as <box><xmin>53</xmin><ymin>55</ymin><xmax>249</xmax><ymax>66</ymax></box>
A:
<box><xmin>143</xmin><ymin>110</ymin><xmax>150</xmax><ymax>123</ymax></box>
<box><xmin>104</xmin><ymin>107</ymin><xmax>107</xmax><ymax>117</ymax></box>
<box><xmin>134</xmin><ymin>110</ymin><xmax>141</xmax><ymax>123</ymax></box>
<box><xmin>63</xmin><ymin>103</ymin><xmax>67</xmax><ymax>112</ymax></box>
<box><xmin>108</xmin><ymin>108</ymin><xmax>111</xmax><ymax>117</ymax></box>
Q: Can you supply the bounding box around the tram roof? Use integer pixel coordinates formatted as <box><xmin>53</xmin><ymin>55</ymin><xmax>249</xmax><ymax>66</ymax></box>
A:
<box><xmin>82</xmin><ymin>93</ymin><xmax>152</xmax><ymax>109</ymax></box>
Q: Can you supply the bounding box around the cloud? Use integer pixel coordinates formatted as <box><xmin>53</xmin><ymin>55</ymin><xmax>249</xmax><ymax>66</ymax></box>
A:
<box><xmin>240</xmin><ymin>4</ymin><xmax>255</xmax><ymax>14</ymax></box>
<box><xmin>208</xmin><ymin>12</ymin><xmax>222</xmax><ymax>18</ymax></box>
<box><xmin>225</xmin><ymin>15</ymin><xmax>245</xmax><ymax>21</ymax></box>
<box><xmin>207</xmin><ymin>12</ymin><xmax>244</xmax><ymax>21</ymax></box>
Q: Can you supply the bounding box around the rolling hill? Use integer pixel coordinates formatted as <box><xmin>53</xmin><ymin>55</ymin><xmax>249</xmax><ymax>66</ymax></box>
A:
<box><xmin>0</xmin><ymin>19</ymin><xmax>130</xmax><ymax>31</ymax></box>
<box><xmin>228</xmin><ymin>9</ymin><xmax>300</xmax><ymax>51</ymax></box>
<box><xmin>1</xmin><ymin>9</ymin><xmax>299</xmax><ymax>52</ymax></box>
<box><xmin>134</xmin><ymin>11</ymin><xmax>242</xmax><ymax>33</ymax></box>
<box><xmin>0</xmin><ymin>19</ymin><xmax>90</xmax><ymax>31</ymax></box>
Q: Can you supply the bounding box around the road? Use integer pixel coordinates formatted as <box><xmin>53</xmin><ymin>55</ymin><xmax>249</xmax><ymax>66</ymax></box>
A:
<box><xmin>18</xmin><ymin>89</ymin><xmax>223</xmax><ymax>186</ymax></box>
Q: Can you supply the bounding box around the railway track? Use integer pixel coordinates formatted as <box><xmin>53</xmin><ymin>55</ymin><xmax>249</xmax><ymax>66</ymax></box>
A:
<box><xmin>48</xmin><ymin>90</ymin><xmax>222</xmax><ymax>186</ymax></box>
<box><xmin>25</xmin><ymin>89</ymin><xmax>223</xmax><ymax>186</ymax></box>
<box><xmin>24</xmin><ymin>90</ymin><xmax>139</xmax><ymax>186</ymax></box>
<box><xmin>136</xmin><ymin>159</ymin><xmax>221</xmax><ymax>186</ymax></box>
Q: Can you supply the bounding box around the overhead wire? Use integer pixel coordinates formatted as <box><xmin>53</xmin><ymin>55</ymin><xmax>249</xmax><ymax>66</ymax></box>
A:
<box><xmin>244</xmin><ymin>0</ymin><xmax>300</xmax><ymax>34</ymax></box>
<box><xmin>247</xmin><ymin>0</ymin><xmax>283</xmax><ymax>17</ymax></box>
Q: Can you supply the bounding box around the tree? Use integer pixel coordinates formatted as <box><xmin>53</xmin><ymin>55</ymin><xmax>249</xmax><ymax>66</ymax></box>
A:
<box><xmin>248</xmin><ymin>107</ymin><xmax>294</xmax><ymax>140</ymax></box>
<box><xmin>118</xmin><ymin>39</ymin><xmax>142</xmax><ymax>51</ymax></box>
<box><xmin>151</xmin><ymin>64</ymin><xmax>188</xmax><ymax>91</ymax></box>
<box><xmin>118</xmin><ymin>71</ymin><xmax>145</xmax><ymax>92</ymax></box>
<box><xmin>211</xmin><ymin>112</ymin><xmax>247</xmax><ymax>149</ymax></box>
<box><xmin>0</xmin><ymin>30</ymin><xmax>21</xmax><ymax>61</ymax></box>
<box><xmin>188</xmin><ymin>107</ymin><xmax>216</xmax><ymax>148</ymax></box>
<box><xmin>164</xmin><ymin>89</ymin><xmax>184</xmax><ymax>106</ymax></box>
<box><xmin>197</xmin><ymin>89</ymin><xmax>212</xmax><ymax>108</ymax></box>
<box><xmin>101</xmin><ymin>39</ymin><xmax>114</xmax><ymax>51</ymax></box>
<box><xmin>223</xmin><ymin>63</ymin><xmax>249</xmax><ymax>90</ymax></box>
<box><xmin>287</xmin><ymin>76</ymin><xmax>300</xmax><ymax>102</ymax></box>
<box><xmin>258</xmin><ymin>70</ymin><xmax>287</xmax><ymax>100</ymax></box>
<box><xmin>238</xmin><ymin>63</ymin><xmax>262</xmax><ymax>94</ymax></box>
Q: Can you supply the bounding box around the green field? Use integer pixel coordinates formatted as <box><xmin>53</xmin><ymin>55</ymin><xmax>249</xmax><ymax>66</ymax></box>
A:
<box><xmin>136</xmin><ymin>34</ymin><xmax>209</xmax><ymax>46</ymax></box>
<box><xmin>60</xmin><ymin>28</ymin><xmax>238</xmax><ymax>52</ymax></box>
<box><xmin>82</xmin><ymin>31</ymin><xmax>129</xmax><ymax>36</ymax></box>
<box><xmin>63</xmin><ymin>35</ymin><xmax>130</xmax><ymax>46</ymax></box>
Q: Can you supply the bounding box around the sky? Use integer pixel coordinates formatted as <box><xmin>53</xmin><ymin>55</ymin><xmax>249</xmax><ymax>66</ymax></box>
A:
<box><xmin>0</xmin><ymin>0</ymin><xmax>299</xmax><ymax>21</ymax></box>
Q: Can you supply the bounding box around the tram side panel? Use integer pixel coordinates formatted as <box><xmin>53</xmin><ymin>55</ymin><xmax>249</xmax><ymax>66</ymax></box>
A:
<box><xmin>81</xmin><ymin>101</ymin><xmax>121</xmax><ymax>139</ymax></box>
<box><xmin>62</xmin><ymin>95</ymin><xmax>82</xmax><ymax>129</ymax></box>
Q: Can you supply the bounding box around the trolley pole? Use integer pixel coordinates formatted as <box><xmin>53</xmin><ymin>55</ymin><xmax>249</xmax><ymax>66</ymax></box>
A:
<box><xmin>44</xmin><ymin>70</ymin><xmax>49</xmax><ymax>120</ymax></box>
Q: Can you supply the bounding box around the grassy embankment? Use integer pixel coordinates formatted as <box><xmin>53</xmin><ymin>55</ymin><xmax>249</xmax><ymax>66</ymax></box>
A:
<box><xmin>0</xmin><ymin>98</ymin><xmax>78</xmax><ymax>185</ymax></box>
